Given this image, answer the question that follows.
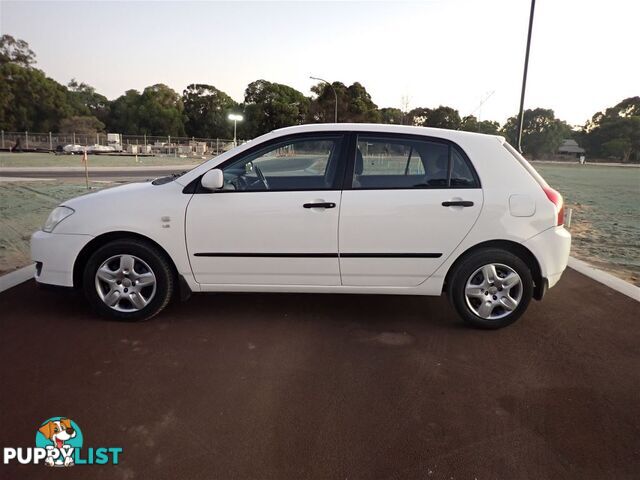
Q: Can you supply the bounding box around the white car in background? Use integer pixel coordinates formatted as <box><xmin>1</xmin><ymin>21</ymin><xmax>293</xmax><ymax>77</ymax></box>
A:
<box><xmin>62</xmin><ymin>144</ymin><xmax>85</xmax><ymax>154</ymax></box>
<box><xmin>32</xmin><ymin>124</ymin><xmax>570</xmax><ymax>328</ymax></box>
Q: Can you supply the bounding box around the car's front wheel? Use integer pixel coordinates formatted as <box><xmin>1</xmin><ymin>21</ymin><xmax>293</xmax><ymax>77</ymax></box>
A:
<box><xmin>82</xmin><ymin>239</ymin><xmax>174</xmax><ymax>321</ymax></box>
<box><xmin>448</xmin><ymin>248</ymin><xmax>533</xmax><ymax>329</ymax></box>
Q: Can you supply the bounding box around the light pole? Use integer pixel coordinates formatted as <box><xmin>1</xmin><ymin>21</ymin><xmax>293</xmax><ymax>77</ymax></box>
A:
<box><xmin>310</xmin><ymin>76</ymin><xmax>338</xmax><ymax>123</ymax></box>
<box><xmin>228</xmin><ymin>113</ymin><xmax>243</xmax><ymax>146</ymax></box>
<box><xmin>517</xmin><ymin>0</ymin><xmax>536</xmax><ymax>153</ymax></box>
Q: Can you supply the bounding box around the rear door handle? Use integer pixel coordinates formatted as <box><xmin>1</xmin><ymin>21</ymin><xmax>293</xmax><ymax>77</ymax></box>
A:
<box><xmin>303</xmin><ymin>202</ymin><xmax>336</xmax><ymax>209</ymax></box>
<box><xmin>442</xmin><ymin>201</ymin><xmax>474</xmax><ymax>207</ymax></box>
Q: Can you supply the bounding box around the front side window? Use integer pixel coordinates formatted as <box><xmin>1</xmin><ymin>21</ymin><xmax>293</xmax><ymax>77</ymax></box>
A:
<box><xmin>352</xmin><ymin>135</ymin><xmax>478</xmax><ymax>189</ymax></box>
<box><xmin>221</xmin><ymin>137</ymin><xmax>342</xmax><ymax>191</ymax></box>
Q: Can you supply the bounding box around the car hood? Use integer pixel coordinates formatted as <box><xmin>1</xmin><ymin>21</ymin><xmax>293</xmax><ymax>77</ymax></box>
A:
<box><xmin>53</xmin><ymin>179</ymin><xmax>189</xmax><ymax>236</ymax></box>
<box><xmin>62</xmin><ymin>181</ymin><xmax>155</xmax><ymax>209</ymax></box>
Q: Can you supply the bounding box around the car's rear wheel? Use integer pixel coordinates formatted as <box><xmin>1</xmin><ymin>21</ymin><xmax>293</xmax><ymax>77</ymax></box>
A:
<box><xmin>82</xmin><ymin>239</ymin><xmax>174</xmax><ymax>321</ymax></box>
<box><xmin>448</xmin><ymin>248</ymin><xmax>533</xmax><ymax>329</ymax></box>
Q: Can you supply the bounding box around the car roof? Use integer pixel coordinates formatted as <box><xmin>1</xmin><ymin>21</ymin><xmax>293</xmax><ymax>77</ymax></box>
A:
<box><xmin>177</xmin><ymin>123</ymin><xmax>506</xmax><ymax>186</ymax></box>
<box><xmin>271</xmin><ymin>123</ymin><xmax>505</xmax><ymax>143</ymax></box>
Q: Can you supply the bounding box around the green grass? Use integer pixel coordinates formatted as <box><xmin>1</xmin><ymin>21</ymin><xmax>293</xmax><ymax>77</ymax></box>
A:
<box><xmin>0</xmin><ymin>181</ymin><xmax>108</xmax><ymax>274</ymax></box>
<box><xmin>534</xmin><ymin>163</ymin><xmax>640</xmax><ymax>284</ymax></box>
<box><xmin>0</xmin><ymin>152</ymin><xmax>204</xmax><ymax>168</ymax></box>
<box><xmin>1</xmin><ymin>163</ymin><xmax>638</xmax><ymax>285</ymax></box>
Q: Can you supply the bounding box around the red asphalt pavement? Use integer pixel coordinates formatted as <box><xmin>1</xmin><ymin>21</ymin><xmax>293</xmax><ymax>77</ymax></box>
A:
<box><xmin>0</xmin><ymin>268</ymin><xmax>638</xmax><ymax>479</ymax></box>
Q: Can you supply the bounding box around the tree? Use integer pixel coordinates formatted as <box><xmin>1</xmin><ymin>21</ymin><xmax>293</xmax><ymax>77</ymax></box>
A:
<box><xmin>501</xmin><ymin>108</ymin><xmax>571</xmax><ymax>159</ymax></box>
<box><xmin>183</xmin><ymin>84</ymin><xmax>237</xmax><ymax>138</ymax></box>
<box><xmin>0</xmin><ymin>35</ymin><xmax>36</xmax><ymax>67</ymax></box>
<box><xmin>460</xmin><ymin>115</ymin><xmax>500</xmax><ymax>135</ymax></box>
<box><xmin>308</xmin><ymin>81</ymin><xmax>347</xmax><ymax>123</ymax></box>
<box><xmin>309</xmin><ymin>81</ymin><xmax>380</xmax><ymax>124</ymax></box>
<box><xmin>406</xmin><ymin>106</ymin><xmax>462</xmax><ymax>130</ymax></box>
<box><xmin>242</xmin><ymin>79</ymin><xmax>309</xmax><ymax>137</ymax></box>
<box><xmin>0</xmin><ymin>62</ymin><xmax>72</xmax><ymax>131</ymax></box>
<box><xmin>582</xmin><ymin>97</ymin><xmax>640</xmax><ymax>162</ymax></box>
<box><xmin>108</xmin><ymin>84</ymin><xmax>186</xmax><ymax>136</ymax></box>
<box><xmin>601</xmin><ymin>137</ymin><xmax>633</xmax><ymax>160</ymax></box>
<box><xmin>67</xmin><ymin>79</ymin><xmax>110</xmax><ymax>124</ymax></box>
<box><xmin>138</xmin><ymin>84</ymin><xmax>185</xmax><ymax>136</ymax></box>
<box><xmin>379</xmin><ymin>107</ymin><xmax>404</xmax><ymax>124</ymax></box>
<box><xmin>108</xmin><ymin>89</ymin><xmax>143</xmax><ymax>134</ymax></box>
<box><xmin>406</xmin><ymin>107</ymin><xmax>431</xmax><ymax>127</ymax></box>
<box><xmin>345</xmin><ymin>82</ymin><xmax>380</xmax><ymax>123</ymax></box>
<box><xmin>59</xmin><ymin>115</ymin><xmax>105</xmax><ymax>134</ymax></box>
<box><xmin>424</xmin><ymin>106</ymin><xmax>461</xmax><ymax>129</ymax></box>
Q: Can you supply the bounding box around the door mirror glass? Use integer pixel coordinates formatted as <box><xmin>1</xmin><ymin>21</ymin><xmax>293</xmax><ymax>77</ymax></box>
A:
<box><xmin>201</xmin><ymin>169</ymin><xmax>224</xmax><ymax>190</ymax></box>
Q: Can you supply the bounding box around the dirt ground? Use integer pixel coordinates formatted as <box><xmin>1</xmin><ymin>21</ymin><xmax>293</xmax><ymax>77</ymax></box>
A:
<box><xmin>0</xmin><ymin>269</ymin><xmax>638</xmax><ymax>479</ymax></box>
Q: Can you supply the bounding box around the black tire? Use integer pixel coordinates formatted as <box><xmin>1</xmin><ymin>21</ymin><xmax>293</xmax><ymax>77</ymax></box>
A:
<box><xmin>447</xmin><ymin>248</ymin><xmax>533</xmax><ymax>329</ymax></box>
<box><xmin>82</xmin><ymin>239</ymin><xmax>174</xmax><ymax>321</ymax></box>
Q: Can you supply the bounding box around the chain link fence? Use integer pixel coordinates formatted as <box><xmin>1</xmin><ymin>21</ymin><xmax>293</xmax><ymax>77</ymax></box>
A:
<box><xmin>0</xmin><ymin>131</ymin><xmax>243</xmax><ymax>157</ymax></box>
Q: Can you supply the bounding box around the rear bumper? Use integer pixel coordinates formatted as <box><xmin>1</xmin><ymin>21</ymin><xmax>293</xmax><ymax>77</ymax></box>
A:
<box><xmin>524</xmin><ymin>226</ymin><xmax>571</xmax><ymax>289</ymax></box>
<box><xmin>31</xmin><ymin>230</ymin><xmax>93</xmax><ymax>287</ymax></box>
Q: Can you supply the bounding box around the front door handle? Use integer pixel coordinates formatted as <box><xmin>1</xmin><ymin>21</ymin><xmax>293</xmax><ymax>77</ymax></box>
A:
<box><xmin>303</xmin><ymin>202</ymin><xmax>336</xmax><ymax>209</ymax></box>
<box><xmin>442</xmin><ymin>200</ymin><xmax>474</xmax><ymax>207</ymax></box>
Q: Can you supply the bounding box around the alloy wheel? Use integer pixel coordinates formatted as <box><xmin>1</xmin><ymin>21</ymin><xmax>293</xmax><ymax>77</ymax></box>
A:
<box><xmin>464</xmin><ymin>263</ymin><xmax>523</xmax><ymax>320</ymax></box>
<box><xmin>94</xmin><ymin>254</ymin><xmax>157</xmax><ymax>312</ymax></box>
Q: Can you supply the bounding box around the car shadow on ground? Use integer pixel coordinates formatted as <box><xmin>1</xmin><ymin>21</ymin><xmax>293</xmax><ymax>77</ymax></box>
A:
<box><xmin>31</xmin><ymin>282</ymin><xmax>464</xmax><ymax>331</ymax></box>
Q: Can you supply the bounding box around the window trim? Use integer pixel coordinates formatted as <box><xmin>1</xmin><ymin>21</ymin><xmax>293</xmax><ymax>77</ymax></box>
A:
<box><xmin>187</xmin><ymin>132</ymin><xmax>349</xmax><ymax>194</ymax></box>
<box><xmin>342</xmin><ymin>132</ymin><xmax>481</xmax><ymax>191</ymax></box>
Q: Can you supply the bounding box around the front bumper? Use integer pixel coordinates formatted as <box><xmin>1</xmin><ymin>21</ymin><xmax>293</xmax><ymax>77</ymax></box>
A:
<box><xmin>31</xmin><ymin>231</ymin><xmax>93</xmax><ymax>287</ymax></box>
<box><xmin>524</xmin><ymin>226</ymin><xmax>571</xmax><ymax>289</ymax></box>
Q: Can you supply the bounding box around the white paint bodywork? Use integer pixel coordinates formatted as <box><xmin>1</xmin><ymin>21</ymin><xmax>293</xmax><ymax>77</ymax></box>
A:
<box><xmin>338</xmin><ymin>188</ymin><xmax>483</xmax><ymax>286</ymax></box>
<box><xmin>31</xmin><ymin>123</ymin><xmax>570</xmax><ymax>297</ymax></box>
<box><xmin>186</xmin><ymin>191</ymin><xmax>342</xmax><ymax>285</ymax></box>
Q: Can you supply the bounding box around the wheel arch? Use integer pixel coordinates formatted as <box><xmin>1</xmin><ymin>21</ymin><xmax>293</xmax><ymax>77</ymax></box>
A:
<box><xmin>72</xmin><ymin>231</ymin><xmax>179</xmax><ymax>289</ymax></box>
<box><xmin>443</xmin><ymin>239</ymin><xmax>546</xmax><ymax>300</ymax></box>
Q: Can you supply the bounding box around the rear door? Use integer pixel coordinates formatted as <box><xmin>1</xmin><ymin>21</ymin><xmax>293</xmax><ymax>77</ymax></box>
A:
<box><xmin>338</xmin><ymin>133</ymin><xmax>483</xmax><ymax>286</ymax></box>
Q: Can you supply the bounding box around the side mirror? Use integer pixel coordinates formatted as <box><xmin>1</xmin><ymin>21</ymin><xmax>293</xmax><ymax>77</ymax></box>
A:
<box><xmin>201</xmin><ymin>169</ymin><xmax>224</xmax><ymax>190</ymax></box>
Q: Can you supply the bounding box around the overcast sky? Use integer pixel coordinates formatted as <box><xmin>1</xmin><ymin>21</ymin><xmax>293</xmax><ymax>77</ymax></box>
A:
<box><xmin>1</xmin><ymin>0</ymin><xmax>638</xmax><ymax>125</ymax></box>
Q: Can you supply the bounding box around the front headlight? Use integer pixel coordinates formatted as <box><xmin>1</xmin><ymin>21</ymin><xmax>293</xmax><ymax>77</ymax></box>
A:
<box><xmin>43</xmin><ymin>206</ymin><xmax>75</xmax><ymax>233</ymax></box>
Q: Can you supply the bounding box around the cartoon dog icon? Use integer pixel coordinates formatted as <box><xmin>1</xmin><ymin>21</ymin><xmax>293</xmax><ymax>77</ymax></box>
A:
<box><xmin>38</xmin><ymin>418</ymin><xmax>77</xmax><ymax>466</ymax></box>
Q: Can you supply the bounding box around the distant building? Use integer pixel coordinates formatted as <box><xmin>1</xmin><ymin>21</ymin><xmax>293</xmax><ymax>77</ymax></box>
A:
<box><xmin>557</xmin><ymin>139</ymin><xmax>586</xmax><ymax>158</ymax></box>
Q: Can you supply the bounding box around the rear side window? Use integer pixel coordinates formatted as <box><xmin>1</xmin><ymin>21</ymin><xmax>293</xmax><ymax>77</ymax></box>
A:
<box><xmin>352</xmin><ymin>135</ymin><xmax>479</xmax><ymax>189</ymax></box>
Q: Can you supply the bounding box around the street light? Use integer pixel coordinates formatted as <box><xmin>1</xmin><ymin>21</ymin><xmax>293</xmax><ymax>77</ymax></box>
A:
<box><xmin>228</xmin><ymin>113</ymin><xmax>243</xmax><ymax>146</ymax></box>
<box><xmin>517</xmin><ymin>0</ymin><xmax>536</xmax><ymax>153</ymax></box>
<box><xmin>310</xmin><ymin>76</ymin><xmax>338</xmax><ymax>123</ymax></box>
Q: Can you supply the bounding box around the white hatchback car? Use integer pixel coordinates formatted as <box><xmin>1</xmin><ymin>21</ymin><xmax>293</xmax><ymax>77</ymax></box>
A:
<box><xmin>32</xmin><ymin>124</ymin><xmax>570</xmax><ymax>328</ymax></box>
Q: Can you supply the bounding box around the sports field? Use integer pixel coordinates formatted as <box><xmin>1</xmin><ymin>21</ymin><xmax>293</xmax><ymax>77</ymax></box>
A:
<box><xmin>1</xmin><ymin>162</ymin><xmax>638</xmax><ymax>285</ymax></box>
<box><xmin>534</xmin><ymin>162</ymin><xmax>640</xmax><ymax>285</ymax></box>
<box><xmin>0</xmin><ymin>152</ymin><xmax>204</xmax><ymax>168</ymax></box>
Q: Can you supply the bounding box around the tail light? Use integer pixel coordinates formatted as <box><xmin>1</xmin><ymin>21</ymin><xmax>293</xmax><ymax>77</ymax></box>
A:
<box><xmin>542</xmin><ymin>186</ymin><xmax>564</xmax><ymax>226</ymax></box>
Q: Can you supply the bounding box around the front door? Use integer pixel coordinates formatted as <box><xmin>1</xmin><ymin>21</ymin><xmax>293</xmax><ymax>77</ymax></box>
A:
<box><xmin>186</xmin><ymin>134</ymin><xmax>346</xmax><ymax>285</ymax></box>
<box><xmin>338</xmin><ymin>133</ymin><xmax>483</xmax><ymax>286</ymax></box>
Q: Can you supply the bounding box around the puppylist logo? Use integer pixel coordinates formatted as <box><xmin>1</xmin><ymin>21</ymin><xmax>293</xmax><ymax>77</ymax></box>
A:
<box><xmin>3</xmin><ymin>417</ymin><xmax>122</xmax><ymax>467</ymax></box>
